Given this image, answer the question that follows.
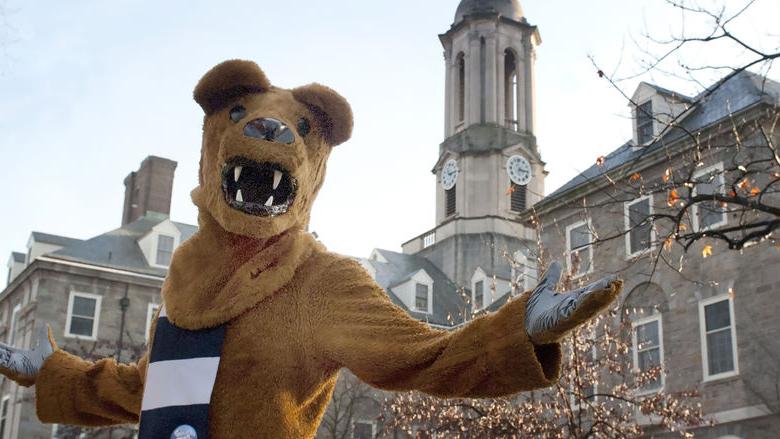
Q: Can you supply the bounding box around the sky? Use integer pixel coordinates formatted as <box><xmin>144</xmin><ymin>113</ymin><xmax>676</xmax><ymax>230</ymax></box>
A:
<box><xmin>1</xmin><ymin>0</ymin><xmax>778</xmax><ymax>280</ymax></box>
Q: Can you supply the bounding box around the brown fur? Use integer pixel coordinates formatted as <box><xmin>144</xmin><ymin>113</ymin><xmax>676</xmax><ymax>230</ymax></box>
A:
<box><xmin>20</xmin><ymin>61</ymin><xmax>618</xmax><ymax>438</ymax></box>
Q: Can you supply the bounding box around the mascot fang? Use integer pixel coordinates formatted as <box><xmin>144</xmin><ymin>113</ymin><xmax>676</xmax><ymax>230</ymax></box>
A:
<box><xmin>0</xmin><ymin>60</ymin><xmax>622</xmax><ymax>439</ymax></box>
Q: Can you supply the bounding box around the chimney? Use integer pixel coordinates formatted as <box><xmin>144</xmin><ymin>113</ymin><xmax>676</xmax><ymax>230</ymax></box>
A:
<box><xmin>122</xmin><ymin>156</ymin><xmax>178</xmax><ymax>225</ymax></box>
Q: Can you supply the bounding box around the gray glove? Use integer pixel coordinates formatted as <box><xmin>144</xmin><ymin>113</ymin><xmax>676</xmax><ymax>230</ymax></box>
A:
<box><xmin>0</xmin><ymin>326</ymin><xmax>54</xmax><ymax>385</ymax></box>
<box><xmin>525</xmin><ymin>261</ymin><xmax>621</xmax><ymax>345</ymax></box>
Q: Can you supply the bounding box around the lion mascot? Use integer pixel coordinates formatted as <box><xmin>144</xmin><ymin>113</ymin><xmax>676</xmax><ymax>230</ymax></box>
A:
<box><xmin>0</xmin><ymin>60</ymin><xmax>621</xmax><ymax>438</ymax></box>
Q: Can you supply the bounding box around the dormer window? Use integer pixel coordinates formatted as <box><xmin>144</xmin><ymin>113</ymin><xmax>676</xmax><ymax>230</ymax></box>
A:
<box><xmin>636</xmin><ymin>101</ymin><xmax>654</xmax><ymax>145</ymax></box>
<box><xmin>415</xmin><ymin>283</ymin><xmax>429</xmax><ymax>312</ymax></box>
<box><xmin>474</xmin><ymin>280</ymin><xmax>484</xmax><ymax>309</ymax></box>
<box><xmin>156</xmin><ymin>235</ymin><xmax>175</xmax><ymax>266</ymax></box>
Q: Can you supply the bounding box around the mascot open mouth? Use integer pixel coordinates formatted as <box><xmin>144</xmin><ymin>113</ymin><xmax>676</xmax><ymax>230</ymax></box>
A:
<box><xmin>222</xmin><ymin>157</ymin><xmax>297</xmax><ymax>216</ymax></box>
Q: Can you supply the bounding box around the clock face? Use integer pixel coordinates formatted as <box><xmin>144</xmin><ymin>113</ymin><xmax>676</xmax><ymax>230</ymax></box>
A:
<box><xmin>441</xmin><ymin>159</ymin><xmax>459</xmax><ymax>190</ymax></box>
<box><xmin>507</xmin><ymin>155</ymin><xmax>532</xmax><ymax>186</ymax></box>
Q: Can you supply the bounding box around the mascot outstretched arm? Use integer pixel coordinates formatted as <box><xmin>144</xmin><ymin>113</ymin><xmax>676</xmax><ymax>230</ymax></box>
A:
<box><xmin>0</xmin><ymin>60</ymin><xmax>621</xmax><ymax>439</ymax></box>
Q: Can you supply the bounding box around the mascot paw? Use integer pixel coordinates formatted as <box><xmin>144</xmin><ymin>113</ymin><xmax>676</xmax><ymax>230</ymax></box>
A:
<box><xmin>525</xmin><ymin>261</ymin><xmax>622</xmax><ymax>345</ymax></box>
<box><xmin>0</xmin><ymin>325</ymin><xmax>55</xmax><ymax>386</ymax></box>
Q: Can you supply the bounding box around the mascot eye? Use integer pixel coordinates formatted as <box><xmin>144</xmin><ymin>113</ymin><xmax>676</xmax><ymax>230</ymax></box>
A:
<box><xmin>229</xmin><ymin>105</ymin><xmax>247</xmax><ymax>123</ymax></box>
<box><xmin>296</xmin><ymin>117</ymin><xmax>311</xmax><ymax>137</ymax></box>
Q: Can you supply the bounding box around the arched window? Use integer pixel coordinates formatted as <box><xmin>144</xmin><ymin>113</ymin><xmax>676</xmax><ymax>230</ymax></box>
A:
<box><xmin>479</xmin><ymin>37</ymin><xmax>486</xmax><ymax>123</ymax></box>
<box><xmin>457</xmin><ymin>53</ymin><xmax>466</xmax><ymax>123</ymax></box>
<box><xmin>504</xmin><ymin>49</ymin><xmax>518</xmax><ymax>130</ymax></box>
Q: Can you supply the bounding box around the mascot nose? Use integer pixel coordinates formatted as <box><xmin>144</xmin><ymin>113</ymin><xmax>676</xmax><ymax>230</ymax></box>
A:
<box><xmin>243</xmin><ymin>118</ymin><xmax>295</xmax><ymax>144</ymax></box>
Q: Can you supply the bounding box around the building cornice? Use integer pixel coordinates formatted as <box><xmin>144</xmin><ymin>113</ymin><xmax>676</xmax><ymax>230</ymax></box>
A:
<box><xmin>0</xmin><ymin>256</ymin><xmax>165</xmax><ymax>301</ymax></box>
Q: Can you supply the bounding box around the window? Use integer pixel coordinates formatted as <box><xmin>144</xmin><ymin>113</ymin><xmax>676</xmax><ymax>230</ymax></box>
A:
<box><xmin>415</xmin><ymin>283</ymin><xmax>429</xmax><ymax>312</ymax></box>
<box><xmin>693</xmin><ymin>163</ymin><xmax>727</xmax><ymax>231</ymax></box>
<box><xmin>504</xmin><ymin>49</ymin><xmax>518</xmax><ymax>130</ymax></box>
<box><xmin>65</xmin><ymin>292</ymin><xmax>102</xmax><ymax>340</ymax></box>
<box><xmin>572</xmin><ymin>343</ymin><xmax>598</xmax><ymax>410</ymax></box>
<box><xmin>146</xmin><ymin>303</ymin><xmax>161</xmax><ymax>342</ymax></box>
<box><xmin>510</xmin><ymin>183</ymin><xmax>526</xmax><ymax>212</ymax></box>
<box><xmin>699</xmin><ymin>295</ymin><xmax>738</xmax><ymax>380</ymax></box>
<box><xmin>632</xmin><ymin>315</ymin><xmax>664</xmax><ymax>393</ymax></box>
<box><xmin>6</xmin><ymin>304</ymin><xmax>20</xmax><ymax>345</ymax></box>
<box><xmin>636</xmin><ymin>101</ymin><xmax>653</xmax><ymax>144</ymax></box>
<box><xmin>474</xmin><ymin>280</ymin><xmax>484</xmax><ymax>310</ymax></box>
<box><xmin>353</xmin><ymin>420</ymin><xmax>375</xmax><ymax>439</ymax></box>
<box><xmin>0</xmin><ymin>395</ymin><xmax>8</xmax><ymax>439</ymax></box>
<box><xmin>457</xmin><ymin>53</ymin><xmax>466</xmax><ymax>123</ymax></box>
<box><xmin>156</xmin><ymin>234</ymin><xmax>175</xmax><ymax>266</ymax></box>
<box><xmin>423</xmin><ymin>232</ymin><xmax>435</xmax><ymax>248</ymax></box>
<box><xmin>625</xmin><ymin>196</ymin><xmax>653</xmax><ymax>257</ymax></box>
<box><xmin>445</xmin><ymin>186</ymin><xmax>456</xmax><ymax>216</ymax></box>
<box><xmin>566</xmin><ymin>220</ymin><xmax>593</xmax><ymax>277</ymax></box>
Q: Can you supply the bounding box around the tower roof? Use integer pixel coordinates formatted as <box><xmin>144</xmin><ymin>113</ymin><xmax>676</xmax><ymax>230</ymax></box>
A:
<box><xmin>454</xmin><ymin>0</ymin><xmax>524</xmax><ymax>24</ymax></box>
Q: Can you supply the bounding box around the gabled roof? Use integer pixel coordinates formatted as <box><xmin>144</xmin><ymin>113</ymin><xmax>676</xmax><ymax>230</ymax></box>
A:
<box><xmin>546</xmin><ymin>71</ymin><xmax>780</xmax><ymax>200</ymax></box>
<box><xmin>367</xmin><ymin>248</ymin><xmax>468</xmax><ymax>327</ymax></box>
<box><xmin>46</xmin><ymin>213</ymin><xmax>197</xmax><ymax>277</ymax></box>
<box><xmin>29</xmin><ymin>231</ymin><xmax>83</xmax><ymax>248</ymax></box>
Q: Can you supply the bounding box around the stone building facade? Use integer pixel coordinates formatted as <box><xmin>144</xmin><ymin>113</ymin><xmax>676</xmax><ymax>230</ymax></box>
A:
<box><xmin>1</xmin><ymin>156</ymin><xmax>195</xmax><ymax>438</ymax></box>
<box><xmin>318</xmin><ymin>1</ymin><xmax>780</xmax><ymax>438</ymax></box>
<box><xmin>526</xmin><ymin>72</ymin><xmax>780</xmax><ymax>438</ymax></box>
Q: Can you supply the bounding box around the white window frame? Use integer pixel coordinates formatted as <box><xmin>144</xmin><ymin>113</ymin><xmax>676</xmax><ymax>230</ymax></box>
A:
<box><xmin>692</xmin><ymin>162</ymin><xmax>727</xmax><ymax>232</ymax></box>
<box><xmin>153</xmin><ymin>234</ymin><xmax>176</xmax><ymax>268</ymax></box>
<box><xmin>566</xmin><ymin>219</ymin><xmax>594</xmax><ymax>277</ymax></box>
<box><xmin>352</xmin><ymin>419</ymin><xmax>376</xmax><ymax>439</ymax></box>
<box><xmin>6</xmin><ymin>304</ymin><xmax>20</xmax><ymax>345</ymax></box>
<box><xmin>146</xmin><ymin>303</ymin><xmax>160</xmax><ymax>343</ymax></box>
<box><xmin>624</xmin><ymin>195</ymin><xmax>655</xmax><ymax>258</ymax></box>
<box><xmin>64</xmin><ymin>291</ymin><xmax>102</xmax><ymax>341</ymax></box>
<box><xmin>413</xmin><ymin>282</ymin><xmax>432</xmax><ymax>314</ymax></box>
<box><xmin>699</xmin><ymin>294</ymin><xmax>739</xmax><ymax>382</ymax></box>
<box><xmin>0</xmin><ymin>395</ymin><xmax>9</xmax><ymax>439</ymax></box>
<box><xmin>632</xmin><ymin>314</ymin><xmax>665</xmax><ymax>395</ymax></box>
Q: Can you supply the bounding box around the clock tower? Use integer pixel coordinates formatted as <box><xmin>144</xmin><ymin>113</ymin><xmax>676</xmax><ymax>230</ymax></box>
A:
<box><xmin>401</xmin><ymin>0</ymin><xmax>546</xmax><ymax>298</ymax></box>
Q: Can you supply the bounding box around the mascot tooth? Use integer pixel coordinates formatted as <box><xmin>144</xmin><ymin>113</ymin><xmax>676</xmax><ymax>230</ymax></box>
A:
<box><xmin>0</xmin><ymin>60</ymin><xmax>622</xmax><ymax>439</ymax></box>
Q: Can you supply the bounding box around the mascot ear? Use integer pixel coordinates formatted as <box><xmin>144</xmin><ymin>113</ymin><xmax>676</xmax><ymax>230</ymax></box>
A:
<box><xmin>194</xmin><ymin>60</ymin><xmax>271</xmax><ymax>115</ymax></box>
<box><xmin>292</xmin><ymin>84</ymin><xmax>353</xmax><ymax>147</ymax></box>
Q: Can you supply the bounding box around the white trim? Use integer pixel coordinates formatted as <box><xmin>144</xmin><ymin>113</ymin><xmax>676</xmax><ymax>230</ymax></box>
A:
<box><xmin>699</xmin><ymin>294</ymin><xmax>739</xmax><ymax>382</ymax></box>
<box><xmin>624</xmin><ymin>195</ymin><xmax>655</xmax><ymax>258</ymax></box>
<box><xmin>566</xmin><ymin>219</ymin><xmax>594</xmax><ymax>278</ymax></box>
<box><xmin>692</xmin><ymin>162</ymin><xmax>727</xmax><ymax>232</ymax></box>
<box><xmin>36</xmin><ymin>257</ymin><xmax>165</xmax><ymax>280</ymax></box>
<box><xmin>146</xmin><ymin>303</ymin><xmax>160</xmax><ymax>342</ymax></box>
<box><xmin>632</xmin><ymin>314</ymin><xmax>665</xmax><ymax>395</ymax></box>
<box><xmin>64</xmin><ymin>291</ymin><xmax>102</xmax><ymax>341</ymax></box>
<box><xmin>0</xmin><ymin>394</ymin><xmax>9</xmax><ymax>439</ymax></box>
<box><xmin>352</xmin><ymin>419</ymin><xmax>377</xmax><ymax>439</ymax></box>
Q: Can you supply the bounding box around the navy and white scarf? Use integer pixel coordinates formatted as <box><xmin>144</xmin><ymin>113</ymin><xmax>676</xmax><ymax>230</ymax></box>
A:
<box><xmin>139</xmin><ymin>306</ymin><xmax>226</xmax><ymax>439</ymax></box>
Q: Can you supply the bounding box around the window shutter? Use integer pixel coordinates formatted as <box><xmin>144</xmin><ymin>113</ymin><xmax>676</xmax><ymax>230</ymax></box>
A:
<box><xmin>445</xmin><ymin>186</ymin><xmax>456</xmax><ymax>216</ymax></box>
